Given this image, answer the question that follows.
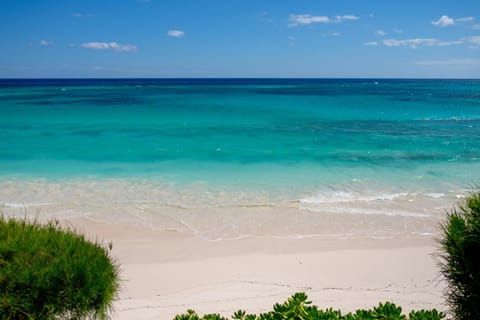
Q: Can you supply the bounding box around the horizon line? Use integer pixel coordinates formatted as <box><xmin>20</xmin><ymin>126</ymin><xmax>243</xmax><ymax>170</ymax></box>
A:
<box><xmin>1</xmin><ymin>77</ymin><xmax>480</xmax><ymax>80</ymax></box>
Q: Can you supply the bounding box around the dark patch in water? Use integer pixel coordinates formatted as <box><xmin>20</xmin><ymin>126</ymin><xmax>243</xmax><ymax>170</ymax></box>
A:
<box><xmin>70</xmin><ymin>130</ymin><xmax>104</xmax><ymax>137</ymax></box>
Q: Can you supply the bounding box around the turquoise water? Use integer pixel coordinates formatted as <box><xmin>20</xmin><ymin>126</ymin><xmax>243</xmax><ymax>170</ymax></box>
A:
<box><xmin>0</xmin><ymin>79</ymin><xmax>479</xmax><ymax>234</ymax></box>
<box><xmin>1</xmin><ymin>79</ymin><xmax>479</xmax><ymax>186</ymax></box>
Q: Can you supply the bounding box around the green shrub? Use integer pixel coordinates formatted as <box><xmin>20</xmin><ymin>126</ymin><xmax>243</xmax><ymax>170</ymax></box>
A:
<box><xmin>438</xmin><ymin>191</ymin><xmax>480</xmax><ymax>320</ymax></box>
<box><xmin>174</xmin><ymin>292</ymin><xmax>445</xmax><ymax>320</ymax></box>
<box><xmin>0</xmin><ymin>217</ymin><xmax>119</xmax><ymax>320</ymax></box>
<box><xmin>408</xmin><ymin>309</ymin><xmax>446</xmax><ymax>320</ymax></box>
<box><xmin>372</xmin><ymin>301</ymin><xmax>405</xmax><ymax>319</ymax></box>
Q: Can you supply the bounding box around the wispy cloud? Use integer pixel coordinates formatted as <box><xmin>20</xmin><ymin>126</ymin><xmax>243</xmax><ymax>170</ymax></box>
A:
<box><xmin>289</xmin><ymin>14</ymin><xmax>359</xmax><ymax>27</ymax></box>
<box><xmin>473</xmin><ymin>24</ymin><xmax>480</xmax><ymax>30</ymax></box>
<box><xmin>415</xmin><ymin>59</ymin><xmax>480</xmax><ymax>65</ymax></box>
<box><xmin>383</xmin><ymin>38</ymin><xmax>436</xmax><ymax>48</ymax></box>
<box><xmin>80</xmin><ymin>42</ymin><xmax>137</xmax><ymax>52</ymax></box>
<box><xmin>72</xmin><ymin>12</ymin><xmax>94</xmax><ymax>18</ymax></box>
<box><xmin>382</xmin><ymin>38</ymin><xmax>463</xmax><ymax>48</ymax></box>
<box><xmin>323</xmin><ymin>31</ymin><xmax>341</xmax><ymax>37</ymax></box>
<box><xmin>375</xmin><ymin>30</ymin><xmax>387</xmax><ymax>36</ymax></box>
<box><xmin>432</xmin><ymin>15</ymin><xmax>475</xmax><ymax>27</ymax></box>
<box><xmin>369</xmin><ymin>35</ymin><xmax>479</xmax><ymax>49</ymax></box>
<box><xmin>456</xmin><ymin>17</ymin><xmax>475</xmax><ymax>23</ymax></box>
<box><xmin>467</xmin><ymin>36</ymin><xmax>480</xmax><ymax>45</ymax></box>
<box><xmin>334</xmin><ymin>15</ymin><xmax>359</xmax><ymax>22</ymax></box>
<box><xmin>437</xmin><ymin>40</ymin><xmax>465</xmax><ymax>46</ymax></box>
<box><xmin>259</xmin><ymin>11</ymin><xmax>273</xmax><ymax>23</ymax></box>
<box><xmin>40</xmin><ymin>40</ymin><xmax>53</xmax><ymax>46</ymax></box>
<box><xmin>167</xmin><ymin>30</ymin><xmax>185</xmax><ymax>37</ymax></box>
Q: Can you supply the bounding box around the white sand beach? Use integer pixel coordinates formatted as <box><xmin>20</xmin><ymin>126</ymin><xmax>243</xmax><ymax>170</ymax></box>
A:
<box><xmin>66</xmin><ymin>216</ymin><xmax>446</xmax><ymax>320</ymax></box>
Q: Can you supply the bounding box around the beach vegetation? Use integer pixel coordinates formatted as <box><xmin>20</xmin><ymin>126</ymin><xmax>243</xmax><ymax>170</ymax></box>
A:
<box><xmin>175</xmin><ymin>292</ymin><xmax>445</xmax><ymax>320</ymax></box>
<box><xmin>0</xmin><ymin>217</ymin><xmax>119</xmax><ymax>320</ymax></box>
<box><xmin>408</xmin><ymin>309</ymin><xmax>446</xmax><ymax>320</ymax></box>
<box><xmin>438</xmin><ymin>190</ymin><xmax>480</xmax><ymax>320</ymax></box>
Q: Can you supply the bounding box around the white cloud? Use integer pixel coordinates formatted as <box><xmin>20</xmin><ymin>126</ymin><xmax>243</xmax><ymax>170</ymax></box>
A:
<box><xmin>40</xmin><ymin>40</ymin><xmax>53</xmax><ymax>46</ymax></box>
<box><xmin>289</xmin><ymin>14</ymin><xmax>359</xmax><ymax>27</ymax></box>
<box><xmin>80</xmin><ymin>42</ymin><xmax>137</xmax><ymax>52</ymax></box>
<box><xmin>375</xmin><ymin>30</ymin><xmax>387</xmax><ymax>36</ymax></box>
<box><xmin>167</xmin><ymin>30</ymin><xmax>185</xmax><ymax>37</ymax></box>
<box><xmin>432</xmin><ymin>15</ymin><xmax>475</xmax><ymax>27</ymax></box>
<box><xmin>382</xmin><ymin>38</ymin><xmax>464</xmax><ymax>48</ymax></box>
<box><xmin>415</xmin><ymin>59</ymin><xmax>480</xmax><ymax>65</ymax></box>
<box><xmin>432</xmin><ymin>15</ymin><xmax>455</xmax><ymax>27</ymax></box>
<box><xmin>289</xmin><ymin>14</ymin><xmax>330</xmax><ymax>26</ymax></box>
<box><xmin>363</xmin><ymin>41</ymin><xmax>378</xmax><ymax>46</ymax></box>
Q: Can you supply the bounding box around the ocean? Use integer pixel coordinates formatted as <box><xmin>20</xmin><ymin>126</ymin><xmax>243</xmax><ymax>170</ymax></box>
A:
<box><xmin>1</xmin><ymin>78</ymin><xmax>479</xmax><ymax>239</ymax></box>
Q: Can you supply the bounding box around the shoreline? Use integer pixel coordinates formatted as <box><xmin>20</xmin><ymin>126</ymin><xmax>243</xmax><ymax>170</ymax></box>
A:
<box><xmin>0</xmin><ymin>177</ymin><xmax>453</xmax><ymax>241</ymax></box>
<box><xmin>64</xmin><ymin>217</ymin><xmax>446</xmax><ymax>320</ymax></box>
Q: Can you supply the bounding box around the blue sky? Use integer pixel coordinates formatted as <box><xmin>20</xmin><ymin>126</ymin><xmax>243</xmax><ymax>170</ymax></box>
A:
<box><xmin>0</xmin><ymin>0</ymin><xmax>479</xmax><ymax>78</ymax></box>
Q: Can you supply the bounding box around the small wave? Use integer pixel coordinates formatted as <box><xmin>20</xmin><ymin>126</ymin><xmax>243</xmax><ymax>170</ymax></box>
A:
<box><xmin>297</xmin><ymin>205</ymin><xmax>431</xmax><ymax>218</ymax></box>
<box><xmin>159</xmin><ymin>202</ymin><xmax>277</xmax><ymax>210</ymax></box>
<box><xmin>2</xmin><ymin>202</ymin><xmax>25</xmax><ymax>208</ymax></box>
<box><xmin>1</xmin><ymin>202</ymin><xmax>55</xmax><ymax>208</ymax></box>
<box><xmin>420</xmin><ymin>116</ymin><xmax>480</xmax><ymax>121</ymax></box>
<box><xmin>299</xmin><ymin>191</ymin><xmax>408</xmax><ymax>204</ymax></box>
<box><xmin>426</xmin><ymin>193</ymin><xmax>445</xmax><ymax>199</ymax></box>
<box><xmin>416</xmin><ymin>232</ymin><xmax>437</xmax><ymax>236</ymax></box>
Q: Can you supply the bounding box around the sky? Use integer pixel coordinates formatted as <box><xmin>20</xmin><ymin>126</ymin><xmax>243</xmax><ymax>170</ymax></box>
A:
<box><xmin>0</xmin><ymin>0</ymin><xmax>479</xmax><ymax>78</ymax></box>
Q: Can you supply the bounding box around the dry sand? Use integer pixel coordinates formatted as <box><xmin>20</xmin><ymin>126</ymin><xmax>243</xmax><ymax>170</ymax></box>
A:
<box><xmin>66</xmin><ymin>217</ymin><xmax>447</xmax><ymax>320</ymax></box>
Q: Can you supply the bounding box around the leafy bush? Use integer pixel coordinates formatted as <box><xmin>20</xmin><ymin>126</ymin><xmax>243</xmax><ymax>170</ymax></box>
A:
<box><xmin>174</xmin><ymin>292</ymin><xmax>445</xmax><ymax>320</ymax></box>
<box><xmin>408</xmin><ymin>309</ymin><xmax>446</xmax><ymax>320</ymax></box>
<box><xmin>0</xmin><ymin>217</ymin><xmax>119</xmax><ymax>320</ymax></box>
<box><xmin>438</xmin><ymin>191</ymin><xmax>480</xmax><ymax>320</ymax></box>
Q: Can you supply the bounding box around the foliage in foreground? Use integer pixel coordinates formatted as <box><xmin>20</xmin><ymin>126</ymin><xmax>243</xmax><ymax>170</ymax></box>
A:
<box><xmin>174</xmin><ymin>292</ymin><xmax>445</xmax><ymax>320</ymax></box>
<box><xmin>438</xmin><ymin>190</ymin><xmax>480</xmax><ymax>320</ymax></box>
<box><xmin>0</xmin><ymin>217</ymin><xmax>119</xmax><ymax>320</ymax></box>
